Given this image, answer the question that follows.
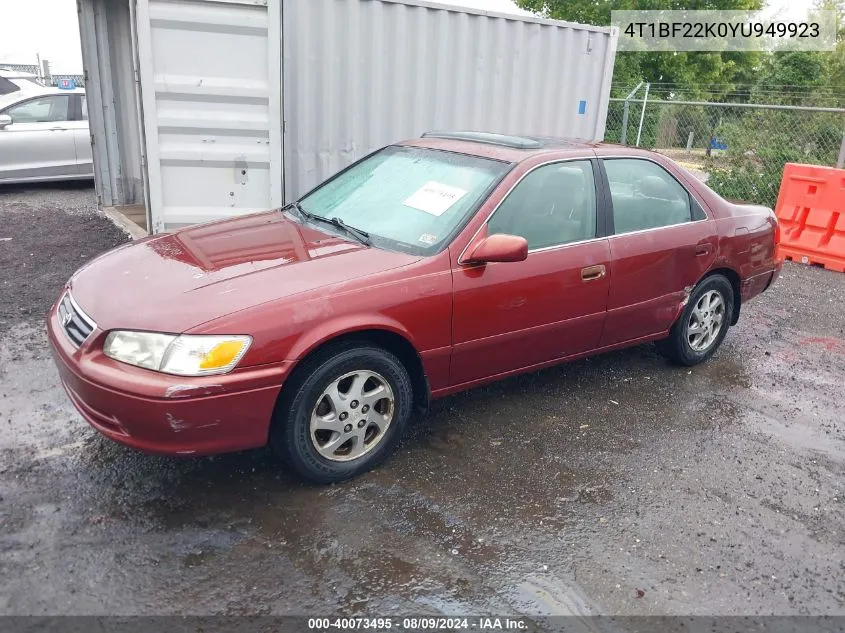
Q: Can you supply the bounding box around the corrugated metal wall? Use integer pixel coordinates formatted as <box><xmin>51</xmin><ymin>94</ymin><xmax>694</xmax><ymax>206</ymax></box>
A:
<box><xmin>78</xmin><ymin>0</ymin><xmax>145</xmax><ymax>209</ymax></box>
<box><xmin>282</xmin><ymin>0</ymin><xmax>616</xmax><ymax>200</ymax></box>
<box><xmin>80</xmin><ymin>0</ymin><xmax>616</xmax><ymax>230</ymax></box>
<box><xmin>105</xmin><ymin>0</ymin><xmax>145</xmax><ymax>204</ymax></box>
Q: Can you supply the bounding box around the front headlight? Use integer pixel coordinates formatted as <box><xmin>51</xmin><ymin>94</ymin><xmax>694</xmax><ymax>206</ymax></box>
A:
<box><xmin>103</xmin><ymin>331</ymin><xmax>252</xmax><ymax>376</ymax></box>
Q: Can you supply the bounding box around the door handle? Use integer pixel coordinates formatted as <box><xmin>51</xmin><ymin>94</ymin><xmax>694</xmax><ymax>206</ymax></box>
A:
<box><xmin>581</xmin><ymin>264</ymin><xmax>606</xmax><ymax>282</ymax></box>
<box><xmin>695</xmin><ymin>243</ymin><xmax>713</xmax><ymax>256</ymax></box>
<box><xmin>49</xmin><ymin>127</ymin><xmax>66</xmax><ymax>131</ymax></box>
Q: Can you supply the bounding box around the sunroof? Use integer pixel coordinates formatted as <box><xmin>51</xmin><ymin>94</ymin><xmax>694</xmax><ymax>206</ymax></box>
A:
<box><xmin>421</xmin><ymin>131</ymin><xmax>542</xmax><ymax>150</ymax></box>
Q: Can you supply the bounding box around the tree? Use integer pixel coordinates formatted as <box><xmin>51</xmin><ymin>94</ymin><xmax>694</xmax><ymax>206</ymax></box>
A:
<box><xmin>516</xmin><ymin>0</ymin><xmax>845</xmax><ymax>205</ymax></box>
<box><xmin>815</xmin><ymin>0</ymin><xmax>845</xmax><ymax>107</ymax></box>
<box><xmin>751</xmin><ymin>52</ymin><xmax>829</xmax><ymax>105</ymax></box>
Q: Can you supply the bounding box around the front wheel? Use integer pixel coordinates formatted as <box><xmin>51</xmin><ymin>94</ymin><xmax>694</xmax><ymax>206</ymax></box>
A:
<box><xmin>271</xmin><ymin>344</ymin><xmax>413</xmax><ymax>483</ymax></box>
<box><xmin>657</xmin><ymin>274</ymin><xmax>734</xmax><ymax>366</ymax></box>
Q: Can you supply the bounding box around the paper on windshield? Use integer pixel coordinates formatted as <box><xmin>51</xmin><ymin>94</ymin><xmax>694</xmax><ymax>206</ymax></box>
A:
<box><xmin>403</xmin><ymin>182</ymin><xmax>467</xmax><ymax>217</ymax></box>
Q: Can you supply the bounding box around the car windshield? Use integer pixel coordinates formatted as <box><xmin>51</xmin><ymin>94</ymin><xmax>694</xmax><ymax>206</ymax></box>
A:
<box><xmin>298</xmin><ymin>145</ymin><xmax>512</xmax><ymax>254</ymax></box>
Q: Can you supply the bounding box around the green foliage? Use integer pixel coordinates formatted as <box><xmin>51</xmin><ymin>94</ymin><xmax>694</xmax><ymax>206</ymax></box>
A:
<box><xmin>514</xmin><ymin>0</ymin><xmax>761</xmax><ymax>28</ymax></box>
<box><xmin>707</xmin><ymin>163</ymin><xmax>786</xmax><ymax>207</ymax></box>
<box><xmin>752</xmin><ymin>52</ymin><xmax>831</xmax><ymax>105</ymax></box>
<box><xmin>516</xmin><ymin>0</ymin><xmax>845</xmax><ymax>207</ymax></box>
<box><xmin>704</xmin><ymin>110</ymin><xmax>841</xmax><ymax>206</ymax></box>
<box><xmin>706</xmin><ymin>157</ymin><xmax>788</xmax><ymax>208</ymax></box>
<box><xmin>516</xmin><ymin>0</ymin><xmax>845</xmax><ymax>105</ymax></box>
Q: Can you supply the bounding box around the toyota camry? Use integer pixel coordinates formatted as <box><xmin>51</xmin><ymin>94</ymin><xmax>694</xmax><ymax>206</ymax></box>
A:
<box><xmin>47</xmin><ymin>132</ymin><xmax>782</xmax><ymax>482</ymax></box>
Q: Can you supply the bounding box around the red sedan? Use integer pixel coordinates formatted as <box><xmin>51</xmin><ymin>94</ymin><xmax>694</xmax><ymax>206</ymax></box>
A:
<box><xmin>47</xmin><ymin>132</ymin><xmax>782</xmax><ymax>482</ymax></box>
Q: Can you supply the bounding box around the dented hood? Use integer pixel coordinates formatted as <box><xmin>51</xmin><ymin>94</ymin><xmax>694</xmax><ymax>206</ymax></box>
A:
<box><xmin>69</xmin><ymin>211</ymin><xmax>419</xmax><ymax>332</ymax></box>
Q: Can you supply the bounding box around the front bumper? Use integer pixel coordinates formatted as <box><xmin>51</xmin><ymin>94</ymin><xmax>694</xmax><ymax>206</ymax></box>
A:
<box><xmin>46</xmin><ymin>298</ymin><xmax>292</xmax><ymax>456</ymax></box>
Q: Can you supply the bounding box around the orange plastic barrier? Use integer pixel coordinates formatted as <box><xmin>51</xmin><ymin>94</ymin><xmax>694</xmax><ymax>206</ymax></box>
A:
<box><xmin>774</xmin><ymin>163</ymin><xmax>845</xmax><ymax>273</ymax></box>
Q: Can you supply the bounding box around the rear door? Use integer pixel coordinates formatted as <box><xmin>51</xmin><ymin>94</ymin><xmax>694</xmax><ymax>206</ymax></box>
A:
<box><xmin>597</xmin><ymin>155</ymin><xmax>717</xmax><ymax>347</ymax></box>
<box><xmin>450</xmin><ymin>159</ymin><xmax>611</xmax><ymax>386</ymax></box>
<box><xmin>0</xmin><ymin>94</ymin><xmax>77</xmax><ymax>182</ymax></box>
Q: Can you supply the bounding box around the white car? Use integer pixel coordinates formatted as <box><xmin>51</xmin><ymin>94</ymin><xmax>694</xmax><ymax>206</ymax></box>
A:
<box><xmin>0</xmin><ymin>68</ymin><xmax>47</xmax><ymax>98</ymax></box>
<box><xmin>0</xmin><ymin>86</ymin><xmax>93</xmax><ymax>183</ymax></box>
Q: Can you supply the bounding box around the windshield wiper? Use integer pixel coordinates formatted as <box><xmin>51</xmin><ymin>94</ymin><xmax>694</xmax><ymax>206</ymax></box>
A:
<box><xmin>282</xmin><ymin>202</ymin><xmax>371</xmax><ymax>246</ymax></box>
<box><xmin>326</xmin><ymin>217</ymin><xmax>371</xmax><ymax>246</ymax></box>
<box><xmin>282</xmin><ymin>200</ymin><xmax>314</xmax><ymax>221</ymax></box>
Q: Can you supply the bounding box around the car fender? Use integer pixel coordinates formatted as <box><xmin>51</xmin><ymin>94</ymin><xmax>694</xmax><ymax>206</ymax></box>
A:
<box><xmin>286</xmin><ymin>312</ymin><xmax>421</xmax><ymax>362</ymax></box>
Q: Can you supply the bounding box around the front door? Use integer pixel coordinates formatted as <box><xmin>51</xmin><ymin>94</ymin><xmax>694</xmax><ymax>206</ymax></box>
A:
<box><xmin>598</xmin><ymin>156</ymin><xmax>718</xmax><ymax>347</ymax></box>
<box><xmin>70</xmin><ymin>94</ymin><xmax>93</xmax><ymax>177</ymax></box>
<box><xmin>450</xmin><ymin>159</ymin><xmax>611</xmax><ymax>387</ymax></box>
<box><xmin>0</xmin><ymin>94</ymin><xmax>77</xmax><ymax>182</ymax></box>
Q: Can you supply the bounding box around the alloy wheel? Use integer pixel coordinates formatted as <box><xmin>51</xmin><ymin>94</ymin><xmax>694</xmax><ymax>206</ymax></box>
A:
<box><xmin>687</xmin><ymin>290</ymin><xmax>726</xmax><ymax>353</ymax></box>
<box><xmin>309</xmin><ymin>370</ymin><xmax>395</xmax><ymax>462</ymax></box>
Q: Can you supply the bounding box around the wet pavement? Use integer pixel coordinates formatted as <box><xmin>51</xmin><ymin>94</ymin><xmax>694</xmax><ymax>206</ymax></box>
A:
<box><xmin>0</xmin><ymin>185</ymin><xmax>843</xmax><ymax>617</ymax></box>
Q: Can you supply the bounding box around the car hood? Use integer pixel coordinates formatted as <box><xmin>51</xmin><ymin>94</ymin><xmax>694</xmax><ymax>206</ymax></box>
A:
<box><xmin>69</xmin><ymin>211</ymin><xmax>420</xmax><ymax>333</ymax></box>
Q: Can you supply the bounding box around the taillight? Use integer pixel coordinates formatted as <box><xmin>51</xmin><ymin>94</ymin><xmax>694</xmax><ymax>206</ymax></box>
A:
<box><xmin>774</xmin><ymin>221</ymin><xmax>783</xmax><ymax>261</ymax></box>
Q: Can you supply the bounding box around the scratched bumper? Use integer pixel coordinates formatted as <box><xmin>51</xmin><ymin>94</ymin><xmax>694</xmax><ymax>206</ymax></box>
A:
<box><xmin>47</xmin><ymin>301</ymin><xmax>290</xmax><ymax>456</ymax></box>
<box><xmin>741</xmin><ymin>262</ymin><xmax>782</xmax><ymax>303</ymax></box>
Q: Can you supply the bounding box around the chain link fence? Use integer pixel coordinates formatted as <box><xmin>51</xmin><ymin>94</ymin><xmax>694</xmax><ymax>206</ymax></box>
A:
<box><xmin>1</xmin><ymin>62</ymin><xmax>84</xmax><ymax>88</ymax></box>
<box><xmin>0</xmin><ymin>63</ymin><xmax>40</xmax><ymax>75</ymax></box>
<box><xmin>605</xmin><ymin>97</ymin><xmax>845</xmax><ymax>208</ymax></box>
<box><xmin>49</xmin><ymin>74</ymin><xmax>85</xmax><ymax>88</ymax></box>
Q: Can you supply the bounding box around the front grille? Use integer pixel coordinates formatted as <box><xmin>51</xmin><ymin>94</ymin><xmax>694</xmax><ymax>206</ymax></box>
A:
<box><xmin>57</xmin><ymin>292</ymin><xmax>96</xmax><ymax>348</ymax></box>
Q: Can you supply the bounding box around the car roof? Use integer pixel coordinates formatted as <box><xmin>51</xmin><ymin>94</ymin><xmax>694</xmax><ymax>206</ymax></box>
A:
<box><xmin>0</xmin><ymin>86</ymin><xmax>85</xmax><ymax>111</ymax></box>
<box><xmin>0</xmin><ymin>68</ymin><xmax>40</xmax><ymax>78</ymax></box>
<box><xmin>1</xmin><ymin>86</ymin><xmax>85</xmax><ymax>99</ymax></box>
<box><xmin>399</xmin><ymin>131</ymin><xmax>621</xmax><ymax>163</ymax></box>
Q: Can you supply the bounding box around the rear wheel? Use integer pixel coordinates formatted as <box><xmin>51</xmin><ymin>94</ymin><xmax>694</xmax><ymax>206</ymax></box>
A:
<box><xmin>271</xmin><ymin>343</ymin><xmax>413</xmax><ymax>483</ymax></box>
<box><xmin>657</xmin><ymin>274</ymin><xmax>734</xmax><ymax>366</ymax></box>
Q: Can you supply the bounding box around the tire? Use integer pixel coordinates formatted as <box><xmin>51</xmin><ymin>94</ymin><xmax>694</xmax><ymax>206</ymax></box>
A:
<box><xmin>270</xmin><ymin>343</ymin><xmax>413</xmax><ymax>483</ymax></box>
<box><xmin>657</xmin><ymin>274</ymin><xmax>734</xmax><ymax>367</ymax></box>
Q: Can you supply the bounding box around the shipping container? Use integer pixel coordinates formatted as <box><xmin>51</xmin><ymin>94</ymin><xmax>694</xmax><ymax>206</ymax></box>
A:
<box><xmin>78</xmin><ymin>0</ymin><xmax>618</xmax><ymax>233</ymax></box>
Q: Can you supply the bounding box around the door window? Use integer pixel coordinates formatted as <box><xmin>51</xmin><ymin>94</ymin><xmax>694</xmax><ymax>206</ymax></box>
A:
<box><xmin>488</xmin><ymin>160</ymin><xmax>597</xmax><ymax>250</ymax></box>
<box><xmin>603</xmin><ymin>159</ymin><xmax>695</xmax><ymax>234</ymax></box>
<box><xmin>4</xmin><ymin>95</ymin><xmax>71</xmax><ymax>123</ymax></box>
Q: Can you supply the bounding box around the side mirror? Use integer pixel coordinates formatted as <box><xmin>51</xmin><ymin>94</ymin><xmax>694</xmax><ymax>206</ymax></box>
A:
<box><xmin>0</xmin><ymin>114</ymin><xmax>11</xmax><ymax>129</ymax></box>
<box><xmin>464</xmin><ymin>233</ymin><xmax>528</xmax><ymax>264</ymax></box>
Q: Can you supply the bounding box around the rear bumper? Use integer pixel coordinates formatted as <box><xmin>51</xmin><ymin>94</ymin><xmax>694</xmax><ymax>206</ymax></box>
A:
<box><xmin>766</xmin><ymin>259</ymin><xmax>783</xmax><ymax>290</ymax></box>
<box><xmin>741</xmin><ymin>261</ymin><xmax>782</xmax><ymax>303</ymax></box>
<box><xmin>47</xmin><ymin>300</ymin><xmax>292</xmax><ymax>456</ymax></box>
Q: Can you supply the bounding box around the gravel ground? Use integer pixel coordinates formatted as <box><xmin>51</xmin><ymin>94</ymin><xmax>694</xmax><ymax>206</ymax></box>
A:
<box><xmin>0</xmin><ymin>183</ymin><xmax>129</xmax><ymax>332</ymax></box>
<box><xmin>0</xmin><ymin>184</ymin><xmax>843</xmax><ymax>621</ymax></box>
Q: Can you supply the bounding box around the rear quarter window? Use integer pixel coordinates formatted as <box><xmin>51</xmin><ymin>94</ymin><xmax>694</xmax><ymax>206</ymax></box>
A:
<box><xmin>0</xmin><ymin>77</ymin><xmax>20</xmax><ymax>96</ymax></box>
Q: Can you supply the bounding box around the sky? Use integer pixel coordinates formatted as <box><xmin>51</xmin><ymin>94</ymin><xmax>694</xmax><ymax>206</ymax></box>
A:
<box><xmin>0</xmin><ymin>0</ymin><xmax>818</xmax><ymax>75</ymax></box>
